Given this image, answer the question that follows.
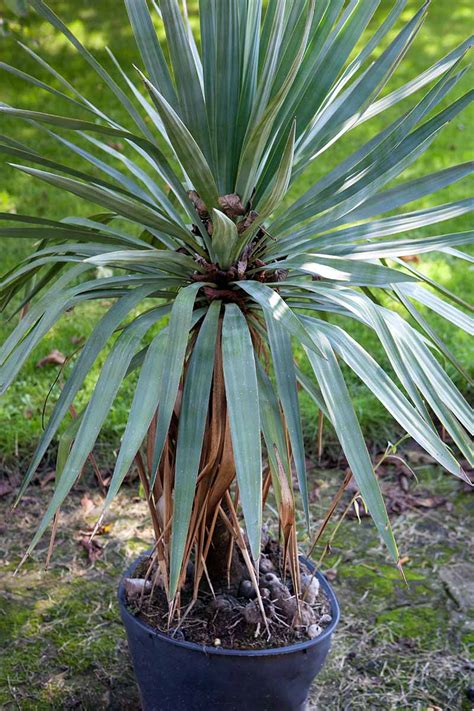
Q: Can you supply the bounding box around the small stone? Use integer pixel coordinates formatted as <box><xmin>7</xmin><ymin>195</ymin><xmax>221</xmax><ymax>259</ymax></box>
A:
<box><xmin>263</xmin><ymin>572</ymin><xmax>279</xmax><ymax>585</ymax></box>
<box><xmin>262</xmin><ymin>573</ymin><xmax>297</xmax><ymax>622</ymax></box>
<box><xmin>259</xmin><ymin>556</ymin><xmax>274</xmax><ymax>574</ymax></box>
<box><xmin>320</xmin><ymin>614</ymin><xmax>332</xmax><ymax>624</ymax></box>
<box><xmin>214</xmin><ymin>638</ymin><xmax>221</xmax><ymax>647</ymax></box>
<box><xmin>208</xmin><ymin>596</ymin><xmax>234</xmax><ymax>614</ymax></box>
<box><xmin>280</xmin><ymin>596</ymin><xmax>298</xmax><ymax>621</ymax></box>
<box><xmin>124</xmin><ymin>578</ymin><xmax>151</xmax><ymax>600</ymax></box>
<box><xmin>439</xmin><ymin>563</ymin><xmax>474</xmax><ymax>612</ymax></box>
<box><xmin>243</xmin><ymin>599</ymin><xmax>262</xmax><ymax>625</ymax></box>
<box><xmin>239</xmin><ymin>579</ymin><xmax>256</xmax><ymax>599</ymax></box>
<box><xmin>262</xmin><ymin>598</ymin><xmax>276</xmax><ymax>619</ymax></box>
<box><xmin>301</xmin><ymin>573</ymin><xmax>320</xmax><ymax>605</ymax></box>
<box><xmin>294</xmin><ymin>600</ymin><xmax>316</xmax><ymax>627</ymax></box>
<box><xmin>307</xmin><ymin>624</ymin><xmax>323</xmax><ymax>639</ymax></box>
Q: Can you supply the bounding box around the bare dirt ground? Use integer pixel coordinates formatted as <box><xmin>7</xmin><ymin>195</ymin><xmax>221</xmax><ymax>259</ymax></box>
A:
<box><xmin>0</xmin><ymin>457</ymin><xmax>473</xmax><ymax>710</ymax></box>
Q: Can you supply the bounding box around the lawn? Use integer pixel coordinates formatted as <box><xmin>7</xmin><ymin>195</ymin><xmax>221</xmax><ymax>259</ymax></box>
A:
<box><xmin>0</xmin><ymin>0</ymin><xmax>472</xmax><ymax>468</ymax></box>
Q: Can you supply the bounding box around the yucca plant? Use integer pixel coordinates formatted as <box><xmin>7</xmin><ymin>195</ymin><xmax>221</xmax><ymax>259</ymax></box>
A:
<box><xmin>0</xmin><ymin>0</ymin><xmax>472</xmax><ymax>631</ymax></box>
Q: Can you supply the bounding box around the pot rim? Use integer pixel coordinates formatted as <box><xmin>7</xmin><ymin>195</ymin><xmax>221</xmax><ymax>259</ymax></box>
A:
<box><xmin>118</xmin><ymin>552</ymin><xmax>340</xmax><ymax>658</ymax></box>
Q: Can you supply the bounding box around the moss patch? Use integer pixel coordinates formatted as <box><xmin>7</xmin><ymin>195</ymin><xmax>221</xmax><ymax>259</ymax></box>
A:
<box><xmin>376</xmin><ymin>605</ymin><xmax>446</xmax><ymax>649</ymax></box>
<box><xmin>0</xmin><ymin>487</ymin><xmax>143</xmax><ymax>709</ymax></box>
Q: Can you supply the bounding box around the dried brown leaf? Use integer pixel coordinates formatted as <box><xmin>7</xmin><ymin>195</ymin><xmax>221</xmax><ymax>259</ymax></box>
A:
<box><xmin>218</xmin><ymin>193</ymin><xmax>246</xmax><ymax>218</ymax></box>
<box><xmin>80</xmin><ymin>493</ymin><xmax>95</xmax><ymax>515</ymax></box>
<box><xmin>40</xmin><ymin>471</ymin><xmax>56</xmax><ymax>488</ymax></box>
<box><xmin>79</xmin><ymin>537</ymin><xmax>103</xmax><ymax>563</ymax></box>
<box><xmin>0</xmin><ymin>479</ymin><xmax>14</xmax><ymax>497</ymax></box>
<box><xmin>36</xmin><ymin>349</ymin><xmax>66</xmax><ymax>368</ymax></box>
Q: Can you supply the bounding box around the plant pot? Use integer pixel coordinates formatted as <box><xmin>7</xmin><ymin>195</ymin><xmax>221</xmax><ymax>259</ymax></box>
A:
<box><xmin>118</xmin><ymin>553</ymin><xmax>340</xmax><ymax>711</ymax></box>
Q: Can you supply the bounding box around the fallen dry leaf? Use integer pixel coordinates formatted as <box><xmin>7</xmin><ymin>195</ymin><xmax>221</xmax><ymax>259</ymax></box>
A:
<box><xmin>399</xmin><ymin>473</ymin><xmax>410</xmax><ymax>493</ymax></box>
<box><xmin>414</xmin><ymin>496</ymin><xmax>446</xmax><ymax>509</ymax></box>
<box><xmin>348</xmin><ymin>485</ymin><xmax>447</xmax><ymax>517</ymax></box>
<box><xmin>404</xmin><ymin>449</ymin><xmax>436</xmax><ymax>466</ymax></box>
<box><xmin>40</xmin><ymin>471</ymin><xmax>56</xmax><ymax>488</ymax></box>
<box><xmin>0</xmin><ymin>479</ymin><xmax>14</xmax><ymax>497</ymax></box>
<box><xmin>79</xmin><ymin>537</ymin><xmax>103</xmax><ymax>563</ymax></box>
<box><xmin>16</xmin><ymin>495</ymin><xmax>36</xmax><ymax>506</ymax></box>
<box><xmin>70</xmin><ymin>335</ymin><xmax>85</xmax><ymax>346</ymax></box>
<box><xmin>80</xmin><ymin>493</ymin><xmax>95</xmax><ymax>515</ymax></box>
<box><xmin>36</xmin><ymin>349</ymin><xmax>66</xmax><ymax>368</ymax></box>
<box><xmin>309</xmin><ymin>485</ymin><xmax>321</xmax><ymax>503</ymax></box>
<box><xmin>386</xmin><ymin>455</ymin><xmax>414</xmax><ymax>477</ymax></box>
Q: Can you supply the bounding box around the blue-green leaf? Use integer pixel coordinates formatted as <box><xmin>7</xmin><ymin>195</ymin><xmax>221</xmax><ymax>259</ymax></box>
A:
<box><xmin>237</xmin><ymin>280</ymin><xmax>325</xmax><ymax>357</ymax></box>
<box><xmin>169</xmin><ymin>300</ymin><xmax>221</xmax><ymax>596</ymax></box>
<box><xmin>265</xmin><ymin>312</ymin><xmax>309</xmax><ymax>526</ymax></box>
<box><xmin>151</xmin><ymin>282</ymin><xmax>205</xmax><ymax>480</ymax></box>
<box><xmin>306</xmin><ymin>335</ymin><xmax>398</xmax><ymax>561</ymax></box>
<box><xmin>124</xmin><ymin>0</ymin><xmax>177</xmax><ymax>105</ymax></box>
<box><xmin>222</xmin><ymin>304</ymin><xmax>262</xmax><ymax>561</ymax></box>
<box><xmin>211</xmin><ymin>209</ymin><xmax>239</xmax><ymax>269</ymax></box>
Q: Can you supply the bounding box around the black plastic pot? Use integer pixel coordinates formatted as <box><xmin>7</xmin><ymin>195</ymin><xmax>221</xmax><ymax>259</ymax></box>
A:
<box><xmin>118</xmin><ymin>553</ymin><xmax>340</xmax><ymax>711</ymax></box>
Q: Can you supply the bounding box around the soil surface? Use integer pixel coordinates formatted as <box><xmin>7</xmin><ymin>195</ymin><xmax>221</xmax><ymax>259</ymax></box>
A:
<box><xmin>0</xmin><ymin>454</ymin><xmax>473</xmax><ymax>709</ymax></box>
<box><xmin>127</xmin><ymin>544</ymin><xmax>332</xmax><ymax>650</ymax></box>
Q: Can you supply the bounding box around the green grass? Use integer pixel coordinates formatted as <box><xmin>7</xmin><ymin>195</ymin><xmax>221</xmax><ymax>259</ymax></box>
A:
<box><xmin>0</xmin><ymin>0</ymin><xmax>472</xmax><ymax>463</ymax></box>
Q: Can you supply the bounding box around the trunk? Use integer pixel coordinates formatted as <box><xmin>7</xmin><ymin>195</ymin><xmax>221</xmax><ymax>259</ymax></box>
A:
<box><xmin>205</xmin><ymin>502</ymin><xmax>245</xmax><ymax>589</ymax></box>
<box><xmin>196</xmin><ymin>323</ymin><xmax>245</xmax><ymax>590</ymax></box>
